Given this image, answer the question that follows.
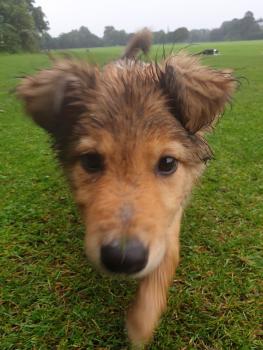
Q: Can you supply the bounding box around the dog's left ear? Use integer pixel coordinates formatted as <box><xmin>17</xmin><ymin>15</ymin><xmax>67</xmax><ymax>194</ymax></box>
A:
<box><xmin>158</xmin><ymin>55</ymin><xmax>237</xmax><ymax>134</ymax></box>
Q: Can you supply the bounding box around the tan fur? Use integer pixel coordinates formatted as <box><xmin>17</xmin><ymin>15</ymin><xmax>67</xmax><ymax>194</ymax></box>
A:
<box><xmin>127</xmin><ymin>208</ymin><xmax>182</xmax><ymax>347</ymax></box>
<box><xmin>162</xmin><ymin>54</ymin><xmax>236</xmax><ymax>133</ymax></box>
<box><xmin>17</xmin><ymin>32</ymin><xmax>236</xmax><ymax>347</ymax></box>
<box><xmin>122</xmin><ymin>28</ymin><xmax>152</xmax><ymax>59</ymax></box>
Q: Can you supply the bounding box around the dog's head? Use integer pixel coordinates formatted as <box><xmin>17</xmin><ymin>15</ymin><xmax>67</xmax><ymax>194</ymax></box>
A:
<box><xmin>17</xmin><ymin>40</ymin><xmax>236</xmax><ymax>278</ymax></box>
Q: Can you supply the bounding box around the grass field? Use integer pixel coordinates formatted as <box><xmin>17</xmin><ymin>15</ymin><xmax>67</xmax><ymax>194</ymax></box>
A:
<box><xmin>0</xmin><ymin>41</ymin><xmax>262</xmax><ymax>349</ymax></box>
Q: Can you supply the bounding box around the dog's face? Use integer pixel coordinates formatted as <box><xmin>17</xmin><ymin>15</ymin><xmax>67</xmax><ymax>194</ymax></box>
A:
<box><xmin>17</xmin><ymin>57</ymin><xmax>236</xmax><ymax>277</ymax></box>
<box><xmin>67</xmin><ymin>88</ymin><xmax>205</xmax><ymax>277</ymax></box>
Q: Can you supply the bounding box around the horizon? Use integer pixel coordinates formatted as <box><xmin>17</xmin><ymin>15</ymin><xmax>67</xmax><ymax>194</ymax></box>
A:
<box><xmin>34</xmin><ymin>0</ymin><xmax>262</xmax><ymax>37</ymax></box>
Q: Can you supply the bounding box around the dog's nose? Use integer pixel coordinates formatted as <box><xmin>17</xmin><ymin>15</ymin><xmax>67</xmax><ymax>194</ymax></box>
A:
<box><xmin>101</xmin><ymin>239</ymin><xmax>148</xmax><ymax>274</ymax></box>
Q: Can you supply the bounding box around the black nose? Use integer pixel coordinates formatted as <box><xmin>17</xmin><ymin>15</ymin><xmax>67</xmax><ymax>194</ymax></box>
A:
<box><xmin>101</xmin><ymin>239</ymin><xmax>148</xmax><ymax>274</ymax></box>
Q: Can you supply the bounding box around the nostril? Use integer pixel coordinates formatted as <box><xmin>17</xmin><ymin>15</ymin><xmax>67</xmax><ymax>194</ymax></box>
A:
<box><xmin>101</xmin><ymin>239</ymin><xmax>148</xmax><ymax>274</ymax></box>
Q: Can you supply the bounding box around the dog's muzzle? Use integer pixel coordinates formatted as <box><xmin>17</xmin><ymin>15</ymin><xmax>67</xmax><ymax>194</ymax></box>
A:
<box><xmin>101</xmin><ymin>238</ymin><xmax>148</xmax><ymax>274</ymax></box>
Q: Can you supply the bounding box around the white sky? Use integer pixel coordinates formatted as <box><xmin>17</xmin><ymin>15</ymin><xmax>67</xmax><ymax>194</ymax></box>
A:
<box><xmin>34</xmin><ymin>0</ymin><xmax>262</xmax><ymax>37</ymax></box>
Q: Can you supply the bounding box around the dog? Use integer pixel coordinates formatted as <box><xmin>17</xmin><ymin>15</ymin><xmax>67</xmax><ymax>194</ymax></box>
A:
<box><xmin>17</xmin><ymin>29</ymin><xmax>236</xmax><ymax>348</ymax></box>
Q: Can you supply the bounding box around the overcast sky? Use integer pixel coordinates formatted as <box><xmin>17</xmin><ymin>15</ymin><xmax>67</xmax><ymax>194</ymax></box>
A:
<box><xmin>35</xmin><ymin>0</ymin><xmax>262</xmax><ymax>37</ymax></box>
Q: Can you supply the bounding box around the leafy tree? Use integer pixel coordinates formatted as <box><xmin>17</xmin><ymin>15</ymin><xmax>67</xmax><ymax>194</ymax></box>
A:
<box><xmin>32</xmin><ymin>6</ymin><xmax>49</xmax><ymax>33</ymax></box>
<box><xmin>166</xmin><ymin>27</ymin><xmax>189</xmax><ymax>43</ymax></box>
<box><xmin>240</xmin><ymin>11</ymin><xmax>261</xmax><ymax>39</ymax></box>
<box><xmin>174</xmin><ymin>27</ymin><xmax>189</xmax><ymax>42</ymax></box>
<box><xmin>153</xmin><ymin>30</ymin><xmax>166</xmax><ymax>44</ymax></box>
<box><xmin>0</xmin><ymin>0</ymin><xmax>48</xmax><ymax>52</ymax></box>
<box><xmin>40</xmin><ymin>31</ymin><xmax>53</xmax><ymax>50</ymax></box>
<box><xmin>0</xmin><ymin>15</ymin><xmax>20</xmax><ymax>52</ymax></box>
<box><xmin>166</xmin><ymin>30</ymin><xmax>176</xmax><ymax>43</ymax></box>
<box><xmin>103</xmin><ymin>26</ymin><xmax>129</xmax><ymax>46</ymax></box>
<box><xmin>45</xmin><ymin>26</ymin><xmax>102</xmax><ymax>50</ymax></box>
<box><xmin>103</xmin><ymin>26</ymin><xmax>116</xmax><ymax>46</ymax></box>
<box><xmin>78</xmin><ymin>26</ymin><xmax>102</xmax><ymax>47</ymax></box>
<box><xmin>213</xmin><ymin>11</ymin><xmax>263</xmax><ymax>41</ymax></box>
<box><xmin>189</xmin><ymin>29</ymin><xmax>210</xmax><ymax>42</ymax></box>
<box><xmin>210</xmin><ymin>28</ymin><xmax>223</xmax><ymax>41</ymax></box>
<box><xmin>190</xmin><ymin>11</ymin><xmax>263</xmax><ymax>43</ymax></box>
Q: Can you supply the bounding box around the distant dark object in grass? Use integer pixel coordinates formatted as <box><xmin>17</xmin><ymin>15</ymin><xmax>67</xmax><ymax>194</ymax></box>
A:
<box><xmin>202</xmin><ymin>49</ymin><xmax>219</xmax><ymax>55</ymax></box>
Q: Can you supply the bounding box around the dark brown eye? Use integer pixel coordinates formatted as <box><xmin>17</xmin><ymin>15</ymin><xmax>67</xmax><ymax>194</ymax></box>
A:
<box><xmin>80</xmin><ymin>153</ymin><xmax>104</xmax><ymax>173</ymax></box>
<box><xmin>157</xmin><ymin>156</ymin><xmax>178</xmax><ymax>175</ymax></box>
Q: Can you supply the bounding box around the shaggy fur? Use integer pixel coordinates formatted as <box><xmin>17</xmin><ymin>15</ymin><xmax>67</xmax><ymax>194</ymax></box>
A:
<box><xmin>17</xmin><ymin>30</ymin><xmax>236</xmax><ymax>347</ymax></box>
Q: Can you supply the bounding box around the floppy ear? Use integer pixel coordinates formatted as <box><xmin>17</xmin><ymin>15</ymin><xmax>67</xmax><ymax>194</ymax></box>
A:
<box><xmin>16</xmin><ymin>60</ymin><xmax>97</xmax><ymax>135</ymax></box>
<box><xmin>159</xmin><ymin>55</ymin><xmax>237</xmax><ymax>134</ymax></box>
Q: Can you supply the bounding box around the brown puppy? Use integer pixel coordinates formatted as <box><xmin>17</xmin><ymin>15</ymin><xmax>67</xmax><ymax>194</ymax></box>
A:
<box><xmin>17</xmin><ymin>30</ymin><xmax>236</xmax><ymax>347</ymax></box>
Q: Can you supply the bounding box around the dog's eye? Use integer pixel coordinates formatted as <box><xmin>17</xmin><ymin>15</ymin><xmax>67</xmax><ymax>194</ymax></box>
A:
<box><xmin>157</xmin><ymin>156</ymin><xmax>178</xmax><ymax>175</ymax></box>
<box><xmin>80</xmin><ymin>153</ymin><xmax>104</xmax><ymax>173</ymax></box>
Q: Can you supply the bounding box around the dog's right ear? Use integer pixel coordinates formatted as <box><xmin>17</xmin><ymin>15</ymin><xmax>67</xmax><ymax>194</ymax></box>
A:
<box><xmin>17</xmin><ymin>60</ymin><xmax>97</xmax><ymax>135</ymax></box>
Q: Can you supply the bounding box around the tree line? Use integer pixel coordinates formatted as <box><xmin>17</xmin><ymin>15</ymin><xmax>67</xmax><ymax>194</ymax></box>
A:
<box><xmin>0</xmin><ymin>2</ymin><xmax>262</xmax><ymax>53</ymax></box>
<box><xmin>42</xmin><ymin>11</ymin><xmax>263</xmax><ymax>50</ymax></box>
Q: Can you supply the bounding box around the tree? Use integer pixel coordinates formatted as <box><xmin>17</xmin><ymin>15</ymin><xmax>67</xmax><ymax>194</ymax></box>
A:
<box><xmin>40</xmin><ymin>31</ymin><xmax>53</xmax><ymax>50</ymax></box>
<box><xmin>0</xmin><ymin>15</ymin><xmax>20</xmax><ymax>52</ymax></box>
<box><xmin>103</xmin><ymin>26</ymin><xmax>116</xmax><ymax>46</ymax></box>
<box><xmin>189</xmin><ymin>29</ymin><xmax>210</xmax><ymax>42</ymax></box>
<box><xmin>210</xmin><ymin>28</ymin><xmax>224</xmax><ymax>41</ymax></box>
<box><xmin>103</xmin><ymin>26</ymin><xmax>129</xmax><ymax>46</ymax></box>
<box><xmin>44</xmin><ymin>26</ymin><xmax>102</xmax><ymax>50</ymax></box>
<box><xmin>173</xmin><ymin>27</ymin><xmax>189</xmax><ymax>42</ymax></box>
<box><xmin>0</xmin><ymin>0</ymin><xmax>48</xmax><ymax>52</ymax></box>
<box><xmin>153</xmin><ymin>30</ymin><xmax>166</xmax><ymax>44</ymax></box>
<box><xmin>166</xmin><ymin>27</ymin><xmax>189</xmax><ymax>43</ymax></box>
<box><xmin>32</xmin><ymin>6</ymin><xmax>49</xmax><ymax>33</ymax></box>
<box><xmin>240</xmin><ymin>11</ymin><xmax>261</xmax><ymax>39</ymax></box>
<box><xmin>213</xmin><ymin>11</ymin><xmax>263</xmax><ymax>41</ymax></box>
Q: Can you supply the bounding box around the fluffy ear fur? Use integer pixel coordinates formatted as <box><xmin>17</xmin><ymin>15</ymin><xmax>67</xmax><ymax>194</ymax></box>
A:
<box><xmin>122</xmin><ymin>28</ymin><xmax>152</xmax><ymax>59</ymax></box>
<box><xmin>16</xmin><ymin>60</ymin><xmax>97</xmax><ymax>135</ymax></box>
<box><xmin>158</xmin><ymin>55</ymin><xmax>237</xmax><ymax>134</ymax></box>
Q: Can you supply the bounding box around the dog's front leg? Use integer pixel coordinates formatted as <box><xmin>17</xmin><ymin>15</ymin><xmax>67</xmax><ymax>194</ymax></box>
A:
<box><xmin>126</xmin><ymin>210</ymin><xmax>182</xmax><ymax>348</ymax></box>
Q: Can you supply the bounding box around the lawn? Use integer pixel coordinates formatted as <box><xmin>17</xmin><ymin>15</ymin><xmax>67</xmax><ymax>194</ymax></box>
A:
<box><xmin>0</xmin><ymin>41</ymin><xmax>262</xmax><ymax>349</ymax></box>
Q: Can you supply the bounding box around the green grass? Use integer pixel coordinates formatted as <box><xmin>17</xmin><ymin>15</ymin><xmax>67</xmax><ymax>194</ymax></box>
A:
<box><xmin>0</xmin><ymin>41</ymin><xmax>262</xmax><ymax>349</ymax></box>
